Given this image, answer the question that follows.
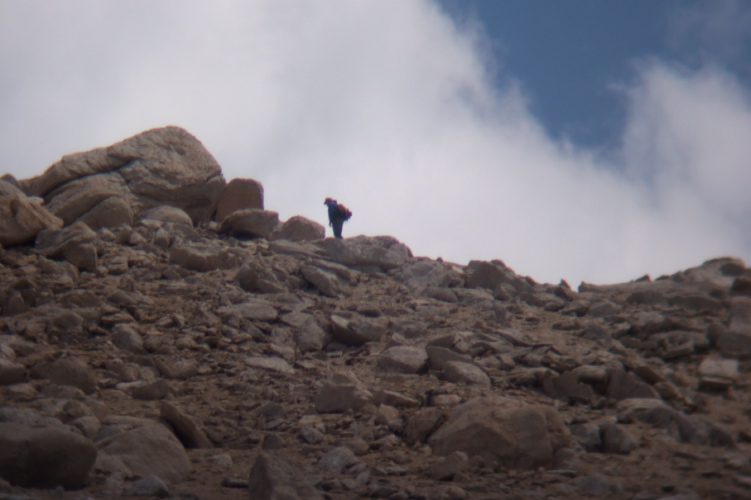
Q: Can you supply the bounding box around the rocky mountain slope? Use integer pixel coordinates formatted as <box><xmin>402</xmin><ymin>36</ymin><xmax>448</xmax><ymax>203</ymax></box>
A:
<box><xmin>1</xmin><ymin>127</ymin><xmax>751</xmax><ymax>500</ymax></box>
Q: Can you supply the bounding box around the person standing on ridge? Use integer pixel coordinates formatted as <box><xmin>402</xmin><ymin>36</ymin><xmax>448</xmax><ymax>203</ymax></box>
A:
<box><xmin>324</xmin><ymin>198</ymin><xmax>352</xmax><ymax>239</ymax></box>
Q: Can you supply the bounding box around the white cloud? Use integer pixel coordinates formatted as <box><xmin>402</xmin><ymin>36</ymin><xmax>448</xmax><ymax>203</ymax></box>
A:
<box><xmin>1</xmin><ymin>0</ymin><xmax>750</xmax><ymax>285</ymax></box>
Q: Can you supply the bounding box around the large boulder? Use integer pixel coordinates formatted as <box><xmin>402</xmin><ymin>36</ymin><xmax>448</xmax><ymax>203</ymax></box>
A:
<box><xmin>0</xmin><ymin>422</ymin><xmax>97</xmax><ymax>489</ymax></box>
<box><xmin>465</xmin><ymin>260</ymin><xmax>533</xmax><ymax>295</ymax></box>
<box><xmin>269</xmin><ymin>215</ymin><xmax>325</xmax><ymax>242</ymax></box>
<box><xmin>0</xmin><ymin>190</ymin><xmax>63</xmax><ymax>246</ymax></box>
<box><xmin>214</xmin><ymin>178</ymin><xmax>264</xmax><ymax>222</ymax></box>
<box><xmin>97</xmin><ymin>421</ymin><xmax>191</xmax><ymax>484</ymax></box>
<box><xmin>320</xmin><ymin>235</ymin><xmax>412</xmax><ymax>272</ymax></box>
<box><xmin>394</xmin><ymin>259</ymin><xmax>452</xmax><ymax>291</ymax></box>
<box><xmin>20</xmin><ymin>126</ymin><xmax>225</xmax><ymax>227</ymax></box>
<box><xmin>428</xmin><ymin>396</ymin><xmax>572</xmax><ymax>470</ymax></box>
<box><xmin>218</xmin><ymin>208</ymin><xmax>280</xmax><ymax>239</ymax></box>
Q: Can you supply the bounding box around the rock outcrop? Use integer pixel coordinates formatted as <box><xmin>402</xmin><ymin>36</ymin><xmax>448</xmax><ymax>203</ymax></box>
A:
<box><xmin>20</xmin><ymin>126</ymin><xmax>225</xmax><ymax>227</ymax></box>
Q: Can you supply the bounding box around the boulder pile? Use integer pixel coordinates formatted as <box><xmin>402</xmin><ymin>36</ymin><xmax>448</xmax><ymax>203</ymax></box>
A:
<box><xmin>1</xmin><ymin>127</ymin><xmax>751</xmax><ymax>499</ymax></box>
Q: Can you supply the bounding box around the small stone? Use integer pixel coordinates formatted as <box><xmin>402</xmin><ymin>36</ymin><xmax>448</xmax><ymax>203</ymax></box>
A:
<box><xmin>430</xmin><ymin>451</ymin><xmax>469</xmax><ymax>481</ymax></box>
<box><xmin>377</xmin><ymin>346</ymin><xmax>428</xmax><ymax>374</ymax></box>
<box><xmin>600</xmin><ymin>423</ymin><xmax>638</xmax><ymax>454</ymax></box>
<box><xmin>318</xmin><ymin>447</ymin><xmax>358</xmax><ymax>474</ymax></box>
<box><xmin>123</xmin><ymin>475</ymin><xmax>169</xmax><ymax>498</ymax></box>
<box><xmin>263</xmin><ymin>432</ymin><xmax>283</xmax><ymax>450</ymax></box>
<box><xmin>442</xmin><ymin>361</ymin><xmax>490</xmax><ymax>387</ymax></box>
<box><xmin>299</xmin><ymin>427</ymin><xmax>325</xmax><ymax>445</ymax></box>
<box><xmin>221</xmin><ymin>476</ymin><xmax>250</xmax><ymax>489</ymax></box>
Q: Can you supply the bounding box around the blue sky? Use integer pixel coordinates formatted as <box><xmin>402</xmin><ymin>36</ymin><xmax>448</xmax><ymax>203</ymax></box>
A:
<box><xmin>1</xmin><ymin>1</ymin><xmax>751</xmax><ymax>285</ymax></box>
<box><xmin>441</xmin><ymin>0</ymin><xmax>670</xmax><ymax>150</ymax></box>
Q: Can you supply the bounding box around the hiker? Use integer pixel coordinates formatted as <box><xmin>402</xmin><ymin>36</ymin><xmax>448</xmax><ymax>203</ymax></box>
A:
<box><xmin>323</xmin><ymin>197</ymin><xmax>352</xmax><ymax>239</ymax></box>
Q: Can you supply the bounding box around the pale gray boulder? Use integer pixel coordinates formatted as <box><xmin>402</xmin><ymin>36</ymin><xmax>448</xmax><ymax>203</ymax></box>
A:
<box><xmin>21</xmin><ymin>126</ymin><xmax>225</xmax><ymax>227</ymax></box>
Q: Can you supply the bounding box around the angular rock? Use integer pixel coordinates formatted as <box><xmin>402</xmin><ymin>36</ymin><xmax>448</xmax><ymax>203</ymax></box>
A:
<box><xmin>301</xmin><ymin>265</ymin><xmax>346</xmax><ymax>297</ymax></box>
<box><xmin>122</xmin><ymin>379</ymin><xmax>172</xmax><ymax>401</ymax></box>
<box><xmin>0</xmin><ymin>358</ymin><xmax>25</xmax><ymax>385</ymax></box>
<box><xmin>314</xmin><ymin>372</ymin><xmax>373</xmax><ymax>413</ymax></box>
<box><xmin>0</xmin><ymin>422</ymin><xmax>97</xmax><ymax>488</ymax></box>
<box><xmin>424</xmin><ymin>287</ymin><xmax>459</xmax><ymax>303</ymax></box>
<box><xmin>372</xmin><ymin>390</ymin><xmax>420</xmax><ymax>408</ymax></box>
<box><xmin>0</xmin><ymin>192</ymin><xmax>63</xmax><ymax>246</ymax></box>
<box><xmin>22</xmin><ymin>126</ymin><xmax>225</xmax><ymax>225</ymax></box>
<box><xmin>428</xmin><ymin>397</ymin><xmax>571</xmax><ymax>470</ymax></box>
<box><xmin>160</xmin><ymin>402</ymin><xmax>213</xmax><ymax>449</ymax></box>
<box><xmin>169</xmin><ymin>242</ymin><xmax>241</xmax><ymax>272</ymax></box>
<box><xmin>287</xmin><ymin>314</ymin><xmax>328</xmax><ymax>352</ymax></box>
<box><xmin>442</xmin><ymin>361</ymin><xmax>490</xmax><ymax>387</ymax></box>
<box><xmin>718</xmin><ymin>297</ymin><xmax>751</xmax><ymax>358</ymax></box>
<box><xmin>153</xmin><ymin>358</ymin><xmax>199</xmax><ymax>380</ymax></box>
<box><xmin>574</xmin><ymin>474</ymin><xmax>624</xmax><ymax>497</ymax></box>
<box><xmin>248</xmin><ymin>452</ymin><xmax>323</xmax><ymax>500</ymax></box>
<box><xmin>404</xmin><ymin>407</ymin><xmax>445</xmax><ymax>445</ymax></box>
<box><xmin>430</xmin><ymin>451</ymin><xmax>469</xmax><ymax>481</ymax></box>
<box><xmin>140</xmin><ymin>205</ymin><xmax>193</xmax><ymax>227</ymax></box>
<box><xmin>35</xmin><ymin>222</ymin><xmax>98</xmax><ymax>272</ymax></box>
<box><xmin>600</xmin><ymin>423</ymin><xmax>638</xmax><ymax>454</ymax></box>
<box><xmin>425</xmin><ymin>346</ymin><xmax>472</xmax><ymax>371</ymax></box>
<box><xmin>236</xmin><ymin>259</ymin><xmax>286</xmax><ymax>294</ymax></box>
<box><xmin>123</xmin><ymin>475</ymin><xmax>169</xmax><ymax>498</ymax></box>
<box><xmin>218</xmin><ymin>208</ymin><xmax>279</xmax><ymax>239</ymax></box>
<box><xmin>570</xmin><ymin>423</ymin><xmax>602</xmax><ymax>452</ymax></box>
<box><xmin>269</xmin><ymin>215</ymin><xmax>325</xmax><ymax>242</ymax></box>
<box><xmin>112</xmin><ymin>324</ymin><xmax>145</xmax><ymax>354</ymax></box>
<box><xmin>321</xmin><ymin>236</ymin><xmax>411</xmax><ymax>271</ymax></box>
<box><xmin>542</xmin><ymin>370</ymin><xmax>594</xmax><ymax>405</ymax></box>
<box><xmin>30</xmin><ymin>356</ymin><xmax>96</xmax><ymax>394</ymax></box>
<box><xmin>395</xmin><ymin>260</ymin><xmax>450</xmax><ymax>291</ymax></box>
<box><xmin>318</xmin><ymin>446</ymin><xmax>358</xmax><ymax>474</ymax></box>
<box><xmin>606</xmin><ymin>370</ymin><xmax>660</xmax><ymax>401</ymax></box>
<box><xmin>214</xmin><ymin>178</ymin><xmax>264</xmax><ymax>222</ymax></box>
<box><xmin>245</xmin><ymin>356</ymin><xmax>295</xmax><ymax>375</ymax></box>
<box><xmin>97</xmin><ymin>422</ymin><xmax>190</xmax><ymax>484</ymax></box>
<box><xmin>466</xmin><ymin>260</ymin><xmax>532</xmax><ymax>295</ymax></box>
<box><xmin>698</xmin><ymin>357</ymin><xmax>739</xmax><ymax>391</ymax></box>
<box><xmin>377</xmin><ymin>346</ymin><xmax>428</xmax><ymax>374</ymax></box>
<box><xmin>220</xmin><ymin>300</ymin><xmax>279</xmax><ymax>323</ymax></box>
<box><xmin>330</xmin><ymin>315</ymin><xmax>384</xmax><ymax>346</ymax></box>
<box><xmin>587</xmin><ymin>300</ymin><xmax>621</xmax><ymax>318</ymax></box>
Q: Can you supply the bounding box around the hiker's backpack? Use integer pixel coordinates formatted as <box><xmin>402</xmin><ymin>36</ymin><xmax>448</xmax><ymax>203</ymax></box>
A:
<box><xmin>338</xmin><ymin>204</ymin><xmax>352</xmax><ymax>221</ymax></box>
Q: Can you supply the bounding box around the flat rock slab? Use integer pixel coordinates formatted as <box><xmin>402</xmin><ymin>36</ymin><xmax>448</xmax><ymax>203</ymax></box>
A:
<box><xmin>220</xmin><ymin>301</ymin><xmax>279</xmax><ymax>322</ymax></box>
<box><xmin>245</xmin><ymin>356</ymin><xmax>295</xmax><ymax>375</ymax></box>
